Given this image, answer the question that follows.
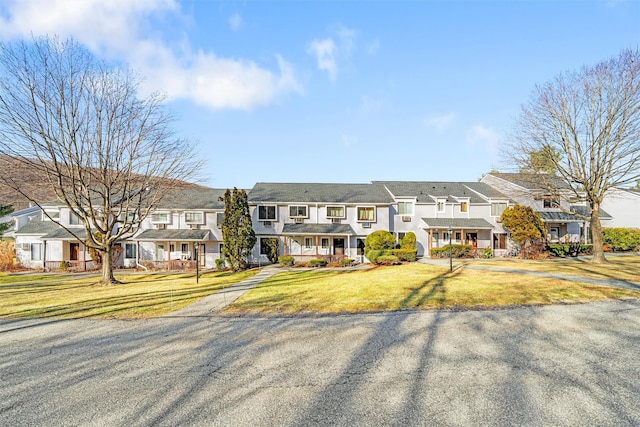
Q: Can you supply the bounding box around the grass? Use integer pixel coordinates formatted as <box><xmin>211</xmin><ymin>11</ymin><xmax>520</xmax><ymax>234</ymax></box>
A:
<box><xmin>226</xmin><ymin>263</ymin><xmax>640</xmax><ymax>315</ymax></box>
<box><xmin>0</xmin><ymin>270</ymin><xmax>256</xmax><ymax>319</ymax></box>
<box><xmin>471</xmin><ymin>255</ymin><xmax>640</xmax><ymax>283</ymax></box>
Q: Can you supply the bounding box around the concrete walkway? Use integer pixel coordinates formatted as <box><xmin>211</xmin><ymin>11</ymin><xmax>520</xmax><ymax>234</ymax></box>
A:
<box><xmin>163</xmin><ymin>265</ymin><xmax>282</xmax><ymax>317</ymax></box>
<box><xmin>419</xmin><ymin>257</ymin><xmax>640</xmax><ymax>291</ymax></box>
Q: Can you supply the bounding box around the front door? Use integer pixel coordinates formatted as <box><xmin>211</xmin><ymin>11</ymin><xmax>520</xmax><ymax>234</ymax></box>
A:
<box><xmin>157</xmin><ymin>244</ymin><xmax>166</xmax><ymax>260</ymax></box>
<box><xmin>466</xmin><ymin>233</ymin><xmax>478</xmax><ymax>248</ymax></box>
<box><xmin>70</xmin><ymin>243</ymin><xmax>80</xmax><ymax>261</ymax></box>
<box><xmin>333</xmin><ymin>238</ymin><xmax>345</xmax><ymax>255</ymax></box>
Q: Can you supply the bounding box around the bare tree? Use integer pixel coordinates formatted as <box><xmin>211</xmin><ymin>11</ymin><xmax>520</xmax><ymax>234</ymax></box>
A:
<box><xmin>505</xmin><ymin>49</ymin><xmax>640</xmax><ymax>263</ymax></box>
<box><xmin>0</xmin><ymin>37</ymin><xmax>202</xmax><ymax>284</ymax></box>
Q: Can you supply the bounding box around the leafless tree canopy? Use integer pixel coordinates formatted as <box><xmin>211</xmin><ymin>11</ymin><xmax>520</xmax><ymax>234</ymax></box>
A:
<box><xmin>0</xmin><ymin>37</ymin><xmax>203</xmax><ymax>283</ymax></box>
<box><xmin>504</xmin><ymin>49</ymin><xmax>640</xmax><ymax>263</ymax></box>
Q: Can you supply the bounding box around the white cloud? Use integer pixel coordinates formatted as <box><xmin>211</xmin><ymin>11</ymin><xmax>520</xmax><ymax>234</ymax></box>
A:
<box><xmin>423</xmin><ymin>113</ymin><xmax>455</xmax><ymax>132</ymax></box>
<box><xmin>0</xmin><ymin>0</ymin><xmax>302</xmax><ymax>110</ymax></box>
<box><xmin>308</xmin><ymin>24</ymin><xmax>360</xmax><ymax>82</ymax></box>
<box><xmin>229</xmin><ymin>13</ymin><xmax>243</xmax><ymax>31</ymax></box>
<box><xmin>307</xmin><ymin>38</ymin><xmax>338</xmax><ymax>82</ymax></box>
<box><xmin>467</xmin><ymin>125</ymin><xmax>501</xmax><ymax>155</ymax></box>
<box><xmin>366</xmin><ymin>39</ymin><xmax>380</xmax><ymax>55</ymax></box>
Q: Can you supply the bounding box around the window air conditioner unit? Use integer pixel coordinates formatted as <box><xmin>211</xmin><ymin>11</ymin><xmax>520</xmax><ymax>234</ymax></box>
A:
<box><xmin>294</xmin><ymin>218</ymin><xmax>304</xmax><ymax>224</ymax></box>
<box><xmin>331</xmin><ymin>218</ymin><xmax>341</xmax><ymax>224</ymax></box>
<box><xmin>402</xmin><ymin>216</ymin><xmax>411</xmax><ymax>222</ymax></box>
<box><xmin>362</xmin><ymin>222</ymin><xmax>371</xmax><ymax>228</ymax></box>
<box><xmin>189</xmin><ymin>224</ymin><xmax>199</xmax><ymax>230</ymax></box>
<box><xmin>263</xmin><ymin>221</ymin><xmax>272</xmax><ymax>227</ymax></box>
<box><xmin>21</xmin><ymin>243</ymin><xmax>30</xmax><ymax>250</ymax></box>
<box><xmin>155</xmin><ymin>224</ymin><xmax>166</xmax><ymax>230</ymax></box>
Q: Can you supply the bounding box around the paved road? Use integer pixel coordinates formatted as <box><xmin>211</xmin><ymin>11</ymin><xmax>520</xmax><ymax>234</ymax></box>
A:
<box><xmin>2</xmin><ymin>299</ymin><xmax>639</xmax><ymax>426</ymax></box>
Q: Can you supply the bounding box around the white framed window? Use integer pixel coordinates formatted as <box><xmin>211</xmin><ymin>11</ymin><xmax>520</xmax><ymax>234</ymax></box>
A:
<box><xmin>69</xmin><ymin>211</ymin><xmax>81</xmax><ymax>225</ymax></box>
<box><xmin>436</xmin><ymin>200</ymin><xmax>446</xmax><ymax>213</ymax></box>
<box><xmin>185</xmin><ymin>211</ymin><xmax>204</xmax><ymax>224</ymax></box>
<box><xmin>357</xmin><ymin>206</ymin><xmax>375</xmax><ymax>222</ymax></box>
<box><xmin>549</xmin><ymin>227</ymin><xmax>560</xmax><ymax>241</ymax></box>
<box><xmin>304</xmin><ymin>237</ymin><xmax>313</xmax><ymax>248</ymax></box>
<box><xmin>31</xmin><ymin>243</ymin><xmax>43</xmax><ymax>261</ymax></box>
<box><xmin>321</xmin><ymin>238</ymin><xmax>329</xmax><ymax>249</ymax></box>
<box><xmin>326</xmin><ymin>206</ymin><xmax>345</xmax><ymax>218</ymax></box>
<box><xmin>43</xmin><ymin>210</ymin><xmax>59</xmax><ymax>221</ymax></box>
<box><xmin>543</xmin><ymin>196</ymin><xmax>559</xmax><ymax>209</ymax></box>
<box><xmin>397</xmin><ymin>201</ymin><xmax>414</xmax><ymax>215</ymax></box>
<box><xmin>491</xmin><ymin>202</ymin><xmax>508</xmax><ymax>217</ymax></box>
<box><xmin>258</xmin><ymin>205</ymin><xmax>277</xmax><ymax>221</ymax></box>
<box><xmin>151</xmin><ymin>212</ymin><xmax>170</xmax><ymax>224</ymax></box>
<box><xmin>119</xmin><ymin>212</ymin><xmax>136</xmax><ymax>223</ymax></box>
<box><xmin>125</xmin><ymin>243</ymin><xmax>137</xmax><ymax>259</ymax></box>
<box><xmin>289</xmin><ymin>205</ymin><xmax>308</xmax><ymax>218</ymax></box>
<box><xmin>460</xmin><ymin>201</ymin><xmax>468</xmax><ymax>213</ymax></box>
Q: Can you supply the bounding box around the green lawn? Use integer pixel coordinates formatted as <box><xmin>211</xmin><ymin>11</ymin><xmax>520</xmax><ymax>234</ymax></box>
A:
<box><xmin>226</xmin><ymin>263</ymin><xmax>640</xmax><ymax>314</ymax></box>
<box><xmin>467</xmin><ymin>255</ymin><xmax>640</xmax><ymax>283</ymax></box>
<box><xmin>0</xmin><ymin>270</ymin><xmax>256</xmax><ymax>319</ymax></box>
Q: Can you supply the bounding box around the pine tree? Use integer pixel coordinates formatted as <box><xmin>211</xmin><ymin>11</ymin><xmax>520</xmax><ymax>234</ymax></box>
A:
<box><xmin>220</xmin><ymin>188</ymin><xmax>256</xmax><ymax>271</ymax></box>
<box><xmin>0</xmin><ymin>204</ymin><xmax>13</xmax><ymax>236</ymax></box>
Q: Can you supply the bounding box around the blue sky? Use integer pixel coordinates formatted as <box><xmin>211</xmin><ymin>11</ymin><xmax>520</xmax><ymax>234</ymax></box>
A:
<box><xmin>1</xmin><ymin>0</ymin><xmax>639</xmax><ymax>189</ymax></box>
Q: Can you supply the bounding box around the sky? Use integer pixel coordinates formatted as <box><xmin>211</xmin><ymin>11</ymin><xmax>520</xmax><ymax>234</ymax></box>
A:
<box><xmin>0</xmin><ymin>0</ymin><xmax>639</xmax><ymax>189</ymax></box>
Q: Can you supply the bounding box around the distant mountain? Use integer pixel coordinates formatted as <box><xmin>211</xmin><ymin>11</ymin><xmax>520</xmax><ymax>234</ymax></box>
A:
<box><xmin>0</xmin><ymin>156</ymin><xmax>205</xmax><ymax>211</ymax></box>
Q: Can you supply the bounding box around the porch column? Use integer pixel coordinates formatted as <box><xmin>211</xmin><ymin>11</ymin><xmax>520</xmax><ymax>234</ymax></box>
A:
<box><xmin>490</xmin><ymin>229</ymin><xmax>494</xmax><ymax>251</ymax></box>
<box><xmin>315</xmin><ymin>235</ymin><xmax>319</xmax><ymax>256</ymax></box>
<box><xmin>284</xmin><ymin>236</ymin><xmax>287</xmax><ymax>256</ymax></box>
<box><xmin>347</xmin><ymin>236</ymin><xmax>351</xmax><ymax>258</ymax></box>
<box><xmin>82</xmin><ymin>241</ymin><xmax>86</xmax><ymax>272</ymax></box>
<box><xmin>461</xmin><ymin>228</ymin><xmax>465</xmax><ymax>245</ymax></box>
<box><xmin>43</xmin><ymin>240</ymin><xmax>47</xmax><ymax>271</ymax></box>
<box><xmin>428</xmin><ymin>229</ymin><xmax>432</xmax><ymax>256</ymax></box>
<box><xmin>136</xmin><ymin>241</ymin><xmax>140</xmax><ymax>266</ymax></box>
<box><xmin>545</xmin><ymin>224</ymin><xmax>549</xmax><ymax>243</ymax></box>
<box><xmin>166</xmin><ymin>240</ymin><xmax>171</xmax><ymax>271</ymax></box>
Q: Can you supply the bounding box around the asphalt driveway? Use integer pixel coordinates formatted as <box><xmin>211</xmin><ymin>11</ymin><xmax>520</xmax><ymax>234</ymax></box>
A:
<box><xmin>1</xmin><ymin>300</ymin><xmax>639</xmax><ymax>426</ymax></box>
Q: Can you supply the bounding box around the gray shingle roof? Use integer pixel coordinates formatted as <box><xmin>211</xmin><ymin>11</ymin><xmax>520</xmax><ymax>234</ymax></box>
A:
<box><xmin>14</xmin><ymin>217</ymin><xmax>60</xmax><ymax>235</ymax></box>
<box><xmin>156</xmin><ymin>188</ymin><xmax>227</xmax><ymax>210</ymax></box>
<box><xmin>538</xmin><ymin>206</ymin><xmax>612</xmax><ymax>222</ymax></box>
<box><xmin>134</xmin><ymin>229</ymin><xmax>211</xmax><ymax>241</ymax></box>
<box><xmin>248</xmin><ymin>183</ymin><xmax>394</xmax><ymax>204</ymax></box>
<box><xmin>281</xmin><ymin>223</ymin><xmax>356</xmax><ymax>235</ymax></box>
<box><xmin>489</xmin><ymin>173</ymin><xmax>572</xmax><ymax>190</ymax></box>
<box><xmin>421</xmin><ymin>218</ymin><xmax>495</xmax><ymax>229</ymax></box>
<box><xmin>375</xmin><ymin>181</ymin><xmax>508</xmax><ymax>204</ymax></box>
<box><xmin>41</xmin><ymin>228</ymin><xmax>89</xmax><ymax>240</ymax></box>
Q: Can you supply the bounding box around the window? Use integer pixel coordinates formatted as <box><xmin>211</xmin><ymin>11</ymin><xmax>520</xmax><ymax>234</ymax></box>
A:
<box><xmin>69</xmin><ymin>212</ymin><xmax>81</xmax><ymax>225</ymax></box>
<box><xmin>216</xmin><ymin>212</ymin><xmax>224</xmax><ymax>227</ymax></box>
<box><xmin>43</xmin><ymin>210</ymin><xmax>59</xmax><ymax>221</ymax></box>
<box><xmin>181</xmin><ymin>243</ymin><xmax>189</xmax><ymax>254</ymax></box>
<box><xmin>30</xmin><ymin>243</ymin><xmax>43</xmax><ymax>261</ymax></box>
<box><xmin>289</xmin><ymin>205</ymin><xmax>307</xmax><ymax>218</ymax></box>
<box><xmin>357</xmin><ymin>207</ymin><xmax>375</xmax><ymax>222</ymax></box>
<box><xmin>398</xmin><ymin>201</ymin><xmax>414</xmax><ymax>215</ymax></box>
<box><xmin>125</xmin><ymin>243</ymin><xmax>137</xmax><ymax>259</ymax></box>
<box><xmin>442</xmin><ymin>232</ymin><xmax>450</xmax><ymax>241</ymax></box>
<box><xmin>491</xmin><ymin>202</ymin><xmax>507</xmax><ymax>217</ymax></box>
<box><xmin>455</xmin><ymin>232</ymin><xmax>461</xmax><ymax>240</ymax></box>
<box><xmin>357</xmin><ymin>238</ymin><xmax>365</xmax><ymax>255</ymax></box>
<box><xmin>258</xmin><ymin>205</ymin><xmax>277</xmax><ymax>220</ymax></box>
<box><xmin>326</xmin><ymin>206</ymin><xmax>345</xmax><ymax>218</ymax></box>
<box><xmin>494</xmin><ymin>234</ymin><xmax>507</xmax><ymax>250</ymax></box>
<box><xmin>321</xmin><ymin>238</ymin><xmax>329</xmax><ymax>249</ymax></box>
<box><xmin>437</xmin><ymin>200</ymin><xmax>446</xmax><ymax>213</ymax></box>
<box><xmin>304</xmin><ymin>237</ymin><xmax>313</xmax><ymax>248</ymax></box>
<box><xmin>119</xmin><ymin>212</ymin><xmax>136</xmax><ymax>223</ymax></box>
<box><xmin>460</xmin><ymin>202</ymin><xmax>468</xmax><ymax>213</ymax></box>
<box><xmin>185</xmin><ymin>212</ymin><xmax>203</xmax><ymax>224</ymax></box>
<box><xmin>151</xmin><ymin>212</ymin><xmax>170</xmax><ymax>223</ymax></box>
<box><xmin>549</xmin><ymin>227</ymin><xmax>559</xmax><ymax>241</ymax></box>
<box><xmin>543</xmin><ymin>196</ymin><xmax>559</xmax><ymax>209</ymax></box>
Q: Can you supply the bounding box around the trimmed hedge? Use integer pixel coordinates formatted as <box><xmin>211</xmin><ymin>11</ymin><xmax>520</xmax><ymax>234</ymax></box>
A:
<box><xmin>340</xmin><ymin>258</ymin><xmax>354</xmax><ymax>266</ymax></box>
<box><xmin>546</xmin><ymin>244</ymin><xmax>593</xmax><ymax>257</ymax></box>
<box><xmin>309</xmin><ymin>259</ymin><xmax>327</xmax><ymax>267</ymax></box>
<box><xmin>602</xmin><ymin>228</ymin><xmax>640</xmax><ymax>252</ymax></box>
<box><xmin>431</xmin><ymin>244</ymin><xmax>472</xmax><ymax>258</ymax></box>
<box><xmin>480</xmin><ymin>247</ymin><xmax>493</xmax><ymax>259</ymax></box>
<box><xmin>278</xmin><ymin>256</ymin><xmax>295</xmax><ymax>266</ymax></box>
<box><xmin>376</xmin><ymin>255</ymin><xmax>400</xmax><ymax>265</ymax></box>
<box><xmin>389</xmin><ymin>248</ymin><xmax>418</xmax><ymax>262</ymax></box>
<box><xmin>365</xmin><ymin>249</ymin><xmax>385</xmax><ymax>263</ymax></box>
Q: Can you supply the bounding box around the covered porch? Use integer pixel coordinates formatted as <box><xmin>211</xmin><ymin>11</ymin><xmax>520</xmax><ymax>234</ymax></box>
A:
<box><xmin>40</xmin><ymin>228</ymin><xmax>98</xmax><ymax>272</ymax></box>
<box><xmin>537</xmin><ymin>208</ymin><xmax>607</xmax><ymax>244</ymax></box>
<box><xmin>280</xmin><ymin>223</ymin><xmax>356</xmax><ymax>263</ymax></box>
<box><xmin>422</xmin><ymin>217</ymin><xmax>497</xmax><ymax>257</ymax></box>
<box><xmin>134</xmin><ymin>229</ymin><xmax>211</xmax><ymax>271</ymax></box>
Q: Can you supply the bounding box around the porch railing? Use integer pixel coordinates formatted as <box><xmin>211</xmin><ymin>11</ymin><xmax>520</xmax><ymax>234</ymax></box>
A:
<box><xmin>45</xmin><ymin>260</ymin><xmax>98</xmax><ymax>272</ymax></box>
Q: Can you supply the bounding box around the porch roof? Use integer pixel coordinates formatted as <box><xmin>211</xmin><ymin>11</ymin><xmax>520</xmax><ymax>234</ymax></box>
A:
<box><xmin>421</xmin><ymin>217</ymin><xmax>495</xmax><ymax>230</ymax></box>
<box><xmin>41</xmin><ymin>228</ymin><xmax>89</xmax><ymax>240</ymax></box>
<box><xmin>537</xmin><ymin>207</ymin><xmax>611</xmax><ymax>223</ymax></box>
<box><xmin>281</xmin><ymin>223</ymin><xmax>356</xmax><ymax>236</ymax></box>
<box><xmin>134</xmin><ymin>229</ymin><xmax>211</xmax><ymax>241</ymax></box>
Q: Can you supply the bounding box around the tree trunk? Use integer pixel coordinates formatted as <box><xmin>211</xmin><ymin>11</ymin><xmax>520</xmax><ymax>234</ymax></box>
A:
<box><xmin>100</xmin><ymin>244</ymin><xmax>120</xmax><ymax>285</ymax></box>
<box><xmin>590</xmin><ymin>202</ymin><xmax>608</xmax><ymax>264</ymax></box>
